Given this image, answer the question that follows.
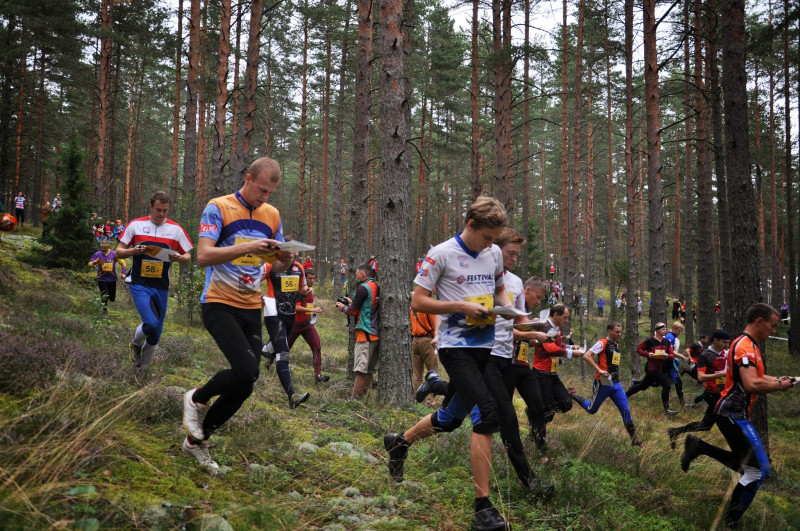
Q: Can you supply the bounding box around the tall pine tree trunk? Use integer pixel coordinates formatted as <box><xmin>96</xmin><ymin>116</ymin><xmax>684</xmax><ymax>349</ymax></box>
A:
<box><xmin>786</xmin><ymin>0</ymin><xmax>799</xmax><ymax>355</ymax></box>
<box><xmin>182</xmin><ymin>0</ymin><xmax>201</xmax><ymax>217</ymax></box>
<box><xmin>231</xmin><ymin>0</ymin><xmax>262</xmax><ymax>186</ymax></box>
<box><xmin>624</xmin><ymin>0</ymin><xmax>641</xmax><ymax>378</ymax></box>
<box><xmin>470</xmin><ymin>0</ymin><xmax>480</xmax><ymax>200</ymax></box>
<box><xmin>297</xmin><ymin>4</ymin><xmax>309</xmax><ymax>240</ymax></box>
<box><xmin>643</xmin><ymin>0</ymin><xmax>666</xmax><ymax>327</ymax></box>
<box><xmin>492</xmin><ymin>0</ymin><xmax>513</xmax><ymax>215</ymax></box>
<box><xmin>696</xmin><ymin>0</ymin><xmax>715</xmax><ymax>337</ymax></box>
<box><xmin>378</xmin><ymin>0</ymin><xmax>412</xmax><ymax>404</ymax></box>
<box><xmin>210</xmin><ymin>0</ymin><xmax>230</xmax><ymax>196</ymax></box>
<box><xmin>331</xmin><ymin>0</ymin><xmax>352</xmax><ymax>299</ymax></box>
<box><xmin>170</xmin><ymin>0</ymin><xmax>183</xmax><ymax>205</ymax></box>
<box><xmin>95</xmin><ymin>0</ymin><xmax>112</xmax><ymax>207</ymax></box>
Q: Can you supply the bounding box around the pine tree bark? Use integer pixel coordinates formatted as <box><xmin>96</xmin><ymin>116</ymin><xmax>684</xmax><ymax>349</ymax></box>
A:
<box><xmin>95</xmin><ymin>0</ymin><xmax>113</xmax><ymax>208</ymax></box>
<box><xmin>768</xmin><ymin>3</ymin><xmax>783</xmax><ymax>305</ymax></box>
<box><xmin>377</xmin><ymin>0</ymin><xmax>413</xmax><ymax>405</ymax></box>
<box><xmin>567</xmin><ymin>0</ymin><xmax>585</xmax><ymax>313</ymax></box>
<box><xmin>624</xmin><ymin>0</ymin><xmax>641</xmax><ymax>378</ymax></box>
<box><xmin>331</xmin><ymin>0</ymin><xmax>352</xmax><ymax>299</ymax></box>
<box><xmin>182</xmin><ymin>0</ymin><xmax>201</xmax><ymax>217</ymax></box>
<box><xmin>605</xmin><ymin>0</ymin><xmax>615</xmax><ymax>303</ymax></box>
<box><xmin>643</xmin><ymin>0</ymin><xmax>666</xmax><ymax>327</ymax></box>
<box><xmin>696</xmin><ymin>0</ymin><xmax>715</xmax><ymax>337</ymax></box>
<box><xmin>681</xmin><ymin>0</ymin><xmax>695</xmax><ymax>342</ymax></box>
<box><xmin>723</xmin><ymin>0</ymin><xmax>760</xmax><ymax>331</ymax></box>
<box><xmin>231</xmin><ymin>0</ymin><xmax>262</xmax><ymax>187</ymax></box>
<box><xmin>297</xmin><ymin>4</ymin><xmax>309</xmax><ymax>241</ymax></box>
<box><xmin>470</xmin><ymin>0</ymin><xmax>480</xmax><ymax>200</ymax></box>
<box><xmin>520</xmin><ymin>0</ymin><xmax>531</xmax><ymax>280</ymax></box>
<box><xmin>708</xmin><ymin>0</ymin><xmax>729</xmax><ymax>327</ymax></box>
<box><xmin>348</xmin><ymin>0</ymin><xmax>373</xmax><ymax>375</ymax></box>
<box><xmin>787</xmin><ymin>0</ymin><xmax>799</xmax><ymax>355</ymax></box>
<box><xmin>559</xmin><ymin>0</ymin><xmax>569</xmax><ymax>286</ymax></box>
<box><xmin>492</xmin><ymin>0</ymin><xmax>513</xmax><ymax>215</ymax></box>
<box><xmin>210</xmin><ymin>0</ymin><xmax>230</xmax><ymax>196</ymax></box>
<box><xmin>170</xmin><ymin>0</ymin><xmax>183</xmax><ymax>206</ymax></box>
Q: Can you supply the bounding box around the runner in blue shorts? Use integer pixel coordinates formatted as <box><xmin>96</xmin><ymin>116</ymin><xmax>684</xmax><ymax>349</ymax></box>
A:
<box><xmin>116</xmin><ymin>191</ymin><xmax>192</xmax><ymax>371</ymax></box>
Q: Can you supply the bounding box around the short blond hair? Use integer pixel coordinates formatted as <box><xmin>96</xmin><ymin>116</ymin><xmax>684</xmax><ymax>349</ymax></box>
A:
<box><xmin>671</xmin><ymin>321</ymin><xmax>684</xmax><ymax>331</ymax></box>
<box><xmin>247</xmin><ymin>157</ymin><xmax>282</xmax><ymax>183</ymax></box>
<box><xmin>465</xmin><ymin>196</ymin><xmax>508</xmax><ymax>230</ymax></box>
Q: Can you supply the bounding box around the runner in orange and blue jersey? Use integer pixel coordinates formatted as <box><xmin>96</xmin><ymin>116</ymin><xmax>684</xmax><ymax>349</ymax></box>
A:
<box><xmin>180</xmin><ymin>157</ymin><xmax>292</xmax><ymax>469</ymax></box>
<box><xmin>681</xmin><ymin>304</ymin><xmax>795</xmax><ymax>528</ymax></box>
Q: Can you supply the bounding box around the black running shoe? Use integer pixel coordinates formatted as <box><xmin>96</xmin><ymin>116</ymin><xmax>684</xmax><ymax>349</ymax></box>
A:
<box><xmin>383</xmin><ymin>433</ymin><xmax>408</xmax><ymax>483</ymax></box>
<box><xmin>473</xmin><ymin>505</ymin><xmax>510</xmax><ymax>531</ymax></box>
<box><xmin>415</xmin><ymin>370</ymin><xmax>440</xmax><ymax>403</ymax></box>
<box><xmin>681</xmin><ymin>435</ymin><xmax>701</xmax><ymax>472</ymax></box>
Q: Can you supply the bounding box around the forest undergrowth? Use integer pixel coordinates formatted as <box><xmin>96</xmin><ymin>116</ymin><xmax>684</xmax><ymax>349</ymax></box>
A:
<box><xmin>0</xmin><ymin>231</ymin><xmax>798</xmax><ymax>530</ymax></box>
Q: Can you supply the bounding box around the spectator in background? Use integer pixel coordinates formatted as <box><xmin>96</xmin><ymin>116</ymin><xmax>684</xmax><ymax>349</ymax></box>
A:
<box><xmin>302</xmin><ymin>255</ymin><xmax>314</xmax><ymax>271</ymax></box>
<box><xmin>780</xmin><ymin>302</ymin><xmax>789</xmax><ymax>324</ymax></box>
<box><xmin>336</xmin><ymin>264</ymin><xmax>380</xmax><ymax>399</ymax></box>
<box><xmin>597</xmin><ymin>297</ymin><xmax>605</xmax><ymax>317</ymax></box>
<box><xmin>52</xmin><ymin>193</ymin><xmax>63</xmax><ymax>211</ymax></box>
<box><xmin>14</xmin><ymin>192</ymin><xmax>25</xmax><ymax>227</ymax></box>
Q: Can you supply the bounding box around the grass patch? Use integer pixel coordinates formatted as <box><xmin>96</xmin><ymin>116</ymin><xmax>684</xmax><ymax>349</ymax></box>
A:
<box><xmin>1</xmin><ymin>232</ymin><xmax>798</xmax><ymax>529</ymax></box>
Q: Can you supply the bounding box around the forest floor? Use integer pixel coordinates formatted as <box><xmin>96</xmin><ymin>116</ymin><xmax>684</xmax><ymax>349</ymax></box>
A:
<box><xmin>1</xmin><ymin>229</ymin><xmax>799</xmax><ymax>530</ymax></box>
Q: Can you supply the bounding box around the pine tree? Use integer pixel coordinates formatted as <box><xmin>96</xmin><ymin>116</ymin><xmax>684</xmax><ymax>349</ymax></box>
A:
<box><xmin>39</xmin><ymin>135</ymin><xmax>95</xmax><ymax>269</ymax></box>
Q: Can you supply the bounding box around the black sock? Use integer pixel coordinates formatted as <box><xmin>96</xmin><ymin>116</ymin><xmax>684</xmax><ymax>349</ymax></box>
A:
<box><xmin>187</xmin><ymin>435</ymin><xmax>203</xmax><ymax>445</ymax></box>
<box><xmin>475</xmin><ymin>496</ymin><xmax>493</xmax><ymax>512</ymax></box>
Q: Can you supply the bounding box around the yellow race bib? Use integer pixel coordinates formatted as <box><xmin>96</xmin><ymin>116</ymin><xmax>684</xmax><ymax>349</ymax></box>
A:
<box><xmin>550</xmin><ymin>357</ymin><xmax>560</xmax><ymax>373</ymax></box>
<box><xmin>465</xmin><ymin>294</ymin><xmax>496</xmax><ymax>325</ymax></box>
<box><xmin>232</xmin><ymin>237</ymin><xmax>262</xmax><ymax>266</ymax></box>
<box><xmin>514</xmin><ymin>341</ymin><xmax>529</xmax><ymax>364</ymax></box>
<box><xmin>611</xmin><ymin>351</ymin><xmax>621</xmax><ymax>366</ymax></box>
<box><xmin>281</xmin><ymin>276</ymin><xmax>300</xmax><ymax>292</ymax></box>
<box><xmin>101</xmin><ymin>262</ymin><xmax>114</xmax><ymax>272</ymax></box>
<box><xmin>141</xmin><ymin>260</ymin><xmax>164</xmax><ymax>278</ymax></box>
<box><xmin>715</xmin><ymin>377</ymin><xmax>726</xmax><ymax>386</ymax></box>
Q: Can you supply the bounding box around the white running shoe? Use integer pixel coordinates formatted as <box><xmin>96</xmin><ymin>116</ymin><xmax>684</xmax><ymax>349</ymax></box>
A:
<box><xmin>181</xmin><ymin>437</ymin><xmax>218</xmax><ymax>469</ymax></box>
<box><xmin>182</xmin><ymin>389</ymin><xmax>208</xmax><ymax>441</ymax></box>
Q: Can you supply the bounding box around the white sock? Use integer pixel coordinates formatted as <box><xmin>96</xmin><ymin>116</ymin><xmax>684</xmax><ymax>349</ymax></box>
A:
<box><xmin>132</xmin><ymin>324</ymin><xmax>146</xmax><ymax>346</ymax></box>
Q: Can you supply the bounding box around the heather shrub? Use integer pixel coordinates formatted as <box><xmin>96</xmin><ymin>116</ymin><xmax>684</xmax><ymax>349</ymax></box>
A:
<box><xmin>0</xmin><ymin>330</ymin><xmax>126</xmax><ymax>395</ymax></box>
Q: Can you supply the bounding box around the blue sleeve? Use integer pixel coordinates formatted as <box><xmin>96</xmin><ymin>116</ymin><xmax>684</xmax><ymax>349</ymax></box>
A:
<box><xmin>198</xmin><ymin>203</ymin><xmax>223</xmax><ymax>242</ymax></box>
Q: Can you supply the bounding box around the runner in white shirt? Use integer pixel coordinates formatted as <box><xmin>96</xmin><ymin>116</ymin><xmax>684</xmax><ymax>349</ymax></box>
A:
<box><xmin>384</xmin><ymin>197</ymin><xmax>515</xmax><ymax>531</ymax></box>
